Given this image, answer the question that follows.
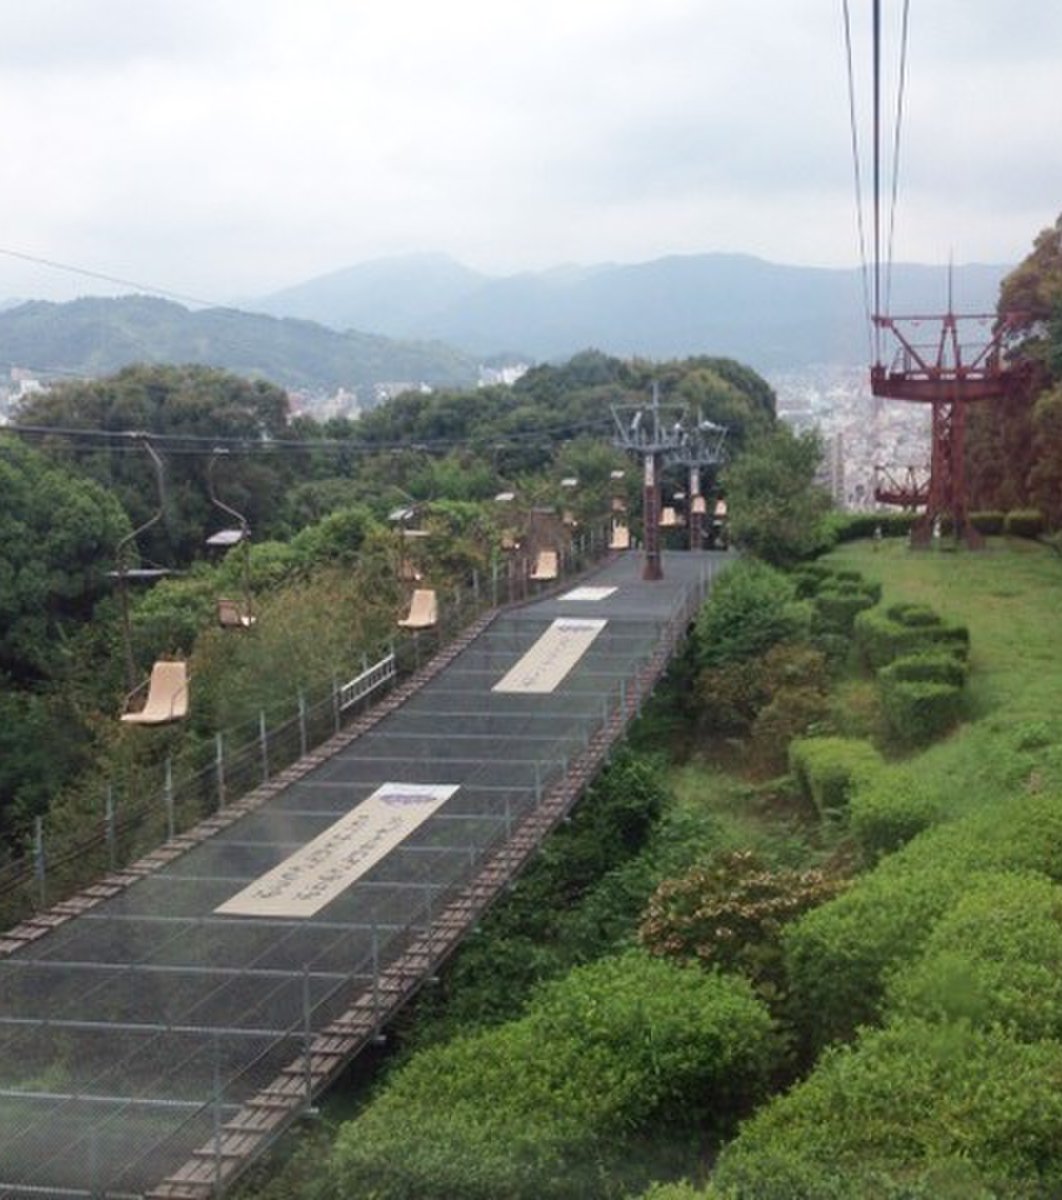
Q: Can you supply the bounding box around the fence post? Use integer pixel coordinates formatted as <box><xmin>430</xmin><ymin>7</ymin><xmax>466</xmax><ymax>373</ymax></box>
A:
<box><xmin>164</xmin><ymin>756</ymin><xmax>175</xmax><ymax>841</ymax></box>
<box><xmin>371</xmin><ymin>919</ymin><xmax>381</xmax><ymax>1030</ymax></box>
<box><xmin>298</xmin><ymin>690</ymin><xmax>308</xmax><ymax>759</ymax></box>
<box><xmin>215</xmin><ymin>732</ymin><xmax>226</xmax><ymax>811</ymax></box>
<box><xmin>33</xmin><ymin>815</ymin><xmax>46</xmax><ymax>910</ymax></box>
<box><xmin>472</xmin><ymin>569</ymin><xmax>480</xmax><ymax>609</ymax></box>
<box><xmin>331</xmin><ymin>673</ymin><xmax>341</xmax><ymax>733</ymax></box>
<box><xmin>302</xmin><ymin>963</ymin><xmax>314</xmax><ymax>1111</ymax></box>
<box><xmin>492</xmin><ymin>560</ymin><xmax>499</xmax><ymax>608</ymax></box>
<box><xmin>259</xmin><ymin>711</ymin><xmax>270</xmax><ymax>783</ymax></box>
<box><xmin>212</xmin><ymin>1036</ymin><xmax>223</xmax><ymax>1194</ymax></box>
<box><xmin>105</xmin><ymin>785</ymin><xmax>117</xmax><ymax>871</ymax></box>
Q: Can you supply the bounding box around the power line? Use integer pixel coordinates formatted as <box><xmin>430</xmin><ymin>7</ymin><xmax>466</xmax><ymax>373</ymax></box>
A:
<box><xmin>0</xmin><ymin>245</ymin><xmax>222</xmax><ymax>309</ymax></box>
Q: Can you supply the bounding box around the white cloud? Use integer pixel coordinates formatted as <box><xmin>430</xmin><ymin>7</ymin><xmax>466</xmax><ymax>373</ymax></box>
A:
<box><xmin>0</xmin><ymin>1</ymin><xmax>1058</xmax><ymax>302</ymax></box>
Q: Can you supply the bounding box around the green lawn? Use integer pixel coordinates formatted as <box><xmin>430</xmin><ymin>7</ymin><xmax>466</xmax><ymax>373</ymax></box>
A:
<box><xmin>827</xmin><ymin>536</ymin><xmax>1062</xmax><ymax>820</ymax></box>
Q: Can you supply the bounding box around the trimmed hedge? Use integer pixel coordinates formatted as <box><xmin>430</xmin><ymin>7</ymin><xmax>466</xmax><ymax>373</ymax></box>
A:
<box><xmin>785</xmin><ymin>792</ymin><xmax>1062</xmax><ymax>1048</ymax></box>
<box><xmin>969</xmin><ymin>509</ymin><xmax>1005</xmax><ymax>535</ymax></box>
<box><xmin>1005</xmin><ymin>508</ymin><xmax>1045</xmax><ymax>538</ymax></box>
<box><xmin>886</xmin><ymin>871</ymin><xmax>1062</xmax><ymax>1040</ymax></box>
<box><xmin>819</xmin><ymin>510</ymin><xmax>917</xmax><ymax>545</ymax></box>
<box><xmin>788</xmin><ymin>736</ymin><xmax>882</xmax><ymax>819</ymax></box>
<box><xmin>709</xmin><ymin>1018</ymin><xmax>1062</xmax><ymax>1199</ymax></box>
<box><xmin>855</xmin><ymin>604</ymin><xmax>970</xmax><ymax>671</ymax></box>
<box><xmin>810</xmin><ymin>586</ymin><xmax>877</xmax><ymax>637</ymax></box>
<box><xmin>848</xmin><ymin>772</ymin><xmax>941</xmax><ymax>863</ymax></box>
<box><xmin>880</xmin><ymin>679</ymin><xmax>964</xmax><ymax>746</ymax></box>
<box><xmin>878</xmin><ymin>651</ymin><xmax>967</xmax><ymax>689</ymax></box>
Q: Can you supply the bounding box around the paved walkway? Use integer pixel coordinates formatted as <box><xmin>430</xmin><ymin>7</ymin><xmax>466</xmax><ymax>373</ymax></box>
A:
<box><xmin>0</xmin><ymin>550</ymin><xmax>727</xmax><ymax>1199</ymax></box>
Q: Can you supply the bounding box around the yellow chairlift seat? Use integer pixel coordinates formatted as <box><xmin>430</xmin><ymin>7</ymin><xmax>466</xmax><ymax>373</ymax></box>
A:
<box><xmin>501</xmin><ymin>529</ymin><xmax>520</xmax><ymax>552</ymax></box>
<box><xmin>122</xmin><ymin>660</ymin><xmax>189</xmax><ymax>726</ymax></box>
<box><xmin>714</xmin><ymin>499</ymin><xmax>728</xmax><ymax>518</ymax></box>
<box><xmin>609</xmin><ymin>524</ymin><xmax>631</xmax><ymax>551</ymax></box>
<box><xmin>530</xmin><ymin>550</ymin><xmax>559</xmax><ymax>581</ymax></box>
<box><xmin>398</xmin><ymin>588</ymin><xmax>438</xmax><ymax>630</ymax></box>
<box><xmin>217</xmin><ymin>598</ymin><xmax>255</xmax><ymax>629</ymax></box>
<box><xmin>660</xmin><ymin>507</ymin><xmax>678</xmax><ymax>528</ymax></box>
<box><xmin>691</xmin><ymin>496</ymin><xmax>707</xmax><ymax>515</ymax></box>
<box><xmin>611</xmin><ymin>496</ymin><xmax>628</xmax><ymax>513</ymax></box>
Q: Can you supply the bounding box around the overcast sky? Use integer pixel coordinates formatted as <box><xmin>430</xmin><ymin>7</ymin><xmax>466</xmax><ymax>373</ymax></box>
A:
<box><xmin>2</xmin><ymin>1</ymin><xmax>1060</xmax><ymax>304</ymax></box>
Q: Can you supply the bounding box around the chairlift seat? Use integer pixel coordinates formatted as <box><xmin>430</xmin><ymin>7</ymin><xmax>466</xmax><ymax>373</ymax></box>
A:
<box><xmin>530</xmin><ymin>550</ymin><xmax>559</xmax><ymax>581</ymax></box>
<box><xmin>217</xmin><ymin>598</ymin><xmax>256</xmax><ymax>629</ymax></box>
<box><xmin>609</xmin><ymin>524</ymin><xmax>631</xmax><ymax>551</ymax></box>
<box><xmin>121</xmin><ymin>660</ymin><xmax>189</xmax><ymax>725</ymax></box>
<box><xmin>660</xmin><ymin>507</ymin><xmax>678</xmax><ymax>528</ymax></box>
<box><xmin>205</xmin><ymin>528</ymin><xmax>246</xmax><ymax>548</ymax></box>
<box><xmin>611</xmin><ymin>497</ymin><xmax>628</xmax><ymax>513</ymax></box>
<box><xmin>691</xmin><ymin>496</ymin><xmax>707</xmax><ymax>515</ymax></box>
<box><xmin>398</xmin><ymin>588</ymin><xmax>438</xmax><ymax>630</ymax></box>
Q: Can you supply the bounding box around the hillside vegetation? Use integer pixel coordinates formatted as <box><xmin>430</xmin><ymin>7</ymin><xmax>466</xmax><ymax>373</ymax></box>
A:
<box><xmin>235</xmin><ymin>535</ymin><xmax>1062</xmax><ymax>1200</ymax></box>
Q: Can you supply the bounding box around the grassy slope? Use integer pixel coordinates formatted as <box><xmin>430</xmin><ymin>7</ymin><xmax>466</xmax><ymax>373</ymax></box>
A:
<box><xmin>827</xmin><ymin>537</ymin><xmax>1062</xmax><ymax>816</ymax></box>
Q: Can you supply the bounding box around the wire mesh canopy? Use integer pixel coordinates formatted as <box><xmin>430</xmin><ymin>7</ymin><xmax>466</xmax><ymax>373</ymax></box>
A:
<box><xmin>0</xmin><ymin>550</ymin><xmax>728</xmax><ymax>1198</ymax></box>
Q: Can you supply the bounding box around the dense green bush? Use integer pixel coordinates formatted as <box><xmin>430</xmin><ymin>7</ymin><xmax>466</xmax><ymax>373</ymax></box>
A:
<box><xmin>330</xmin><ymin>953</ymin><xmax>779</xmax><ymax>1200</ymax></box>
<box><xmin>818</xmin><ymin>510</ymin><xmax>917</xmax><ymax>545</ymax></box>
<box><xmin>694</xmin><ymin>560</ymin><xmax>808</xmax><ymax>669</ymax></box>
<box><xmin>1005</xmin><ymin>508</ymin><xmax>1045</xmax><ymax>538</ymax></box>
<box><xmin>786</xmin><ymin>791</ymin><xmax>1062</xmax><ymax>1048</ymax></box>
<box><xmin>969</xmin><ymin>509</ymin><xmax>1006</xmax><ymax>535</ymax></box>
<box><xmin>790</xmin><ymin>563</ymin><xmax>834</xmax><ymax>599</ymax></box>
<box><xmin>782</xmin><ymin>856</ymin><xmax>971</xmax><ymax>1047</ymax></box>
<box><xmin>710</xmin><ymin>1018</ymin><xmax>1062</xmax><ymax>1198</ymax></box>
<box><xmin>638</xmin><ymin>849</ymin><xmax>846</xmax><ymax>991</ymax></box>
<box><xmin>407</xmin><ymin>751</ymin><xmax>669</xmax><ymax>1041</ymax></box>
<box><xmin>886</xmin><ymin>871</ymin><xmax>1062</xmax><ymax>1040</ymax></box>
<box><xmin>848</xmin><ymin>772</ymin><xmax>941</xmax><ymax>863</ymax></box>
<box><xmin>788</xmin><ymin>736</ymin><xmax>882</xmax><ymax>819</ymax></box>
<box><xmin>880</xmin><ymin>679</ymin><xmax>964</xmax><ymax>746</ymax></box>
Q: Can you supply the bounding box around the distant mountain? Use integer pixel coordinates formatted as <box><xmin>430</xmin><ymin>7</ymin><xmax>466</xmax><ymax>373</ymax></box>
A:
<box><xmin>253</xmin><ymin>252</ymin><xmax>488</xmax><ymax>336</ymax></box>
<box><xmin>0</xmin><ymin>295</ymin><xmax>479</xmax><ymax>391</ymax></box>
<box><xmin>254</xmin><ymin>253</ymin><xmax>1012</xmax><ymax>370</ymax></box>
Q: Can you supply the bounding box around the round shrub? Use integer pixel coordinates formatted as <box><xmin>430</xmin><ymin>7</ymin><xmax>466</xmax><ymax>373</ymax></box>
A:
<box><xmin>886</xmin><ymin>871</ymin><xmax>1062</xmax><ymax>1039</ymax></box>
<box><xmin>711</xmin><ymin>1018</ymin><xmax>1062</xmax><ymax>1198</ymax></box>
<box><xmin>330</xmin><ymin>952</ymin><xmax>780</xmax><ymax>1200</ymax></box>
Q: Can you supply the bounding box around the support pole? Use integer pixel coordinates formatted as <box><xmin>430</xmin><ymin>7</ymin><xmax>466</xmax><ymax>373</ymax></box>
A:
<box><xmin>33</xmin><ymin>815</ymin><xmax>46</xmax><ymax>909</ymax></box>
<box><xmin>105</xmin><ymin>786</ymin><xmax>117</xmax><ymax>871</ymax></box>
<box><xmin>215</xmin><ymin>732</ymin><xmax>226</xmax><ymax>810</ymax></box>
<box><xmin>642</xmin><ymin>450</ymin><xmax>663</xmax><ymax>580</ymax></box>
<box><xmin>164</xmin><ymin>756</ymin><xmax>175</xmax><ymax>841</ymax></box>
<box><xmin>258</xmin><ymin>711</ymin><xmax>270</xmax><ymax>783</ymax></box>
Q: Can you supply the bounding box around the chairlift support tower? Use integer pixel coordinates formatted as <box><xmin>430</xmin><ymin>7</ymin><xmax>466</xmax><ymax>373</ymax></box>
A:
<box><xmin>612</xmin><ymin>384</ymin><xmax>727</xmax><ymax>579</ymax></box>
<box><xmin>871</xmin><ymin>310</ymin><xmax>1026</xmax><ymax>545</ymax></box>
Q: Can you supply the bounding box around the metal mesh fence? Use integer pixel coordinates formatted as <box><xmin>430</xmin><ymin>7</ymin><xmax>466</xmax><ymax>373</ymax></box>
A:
<box><xmin>0</xmin><ymin>550</ymin><xmax>727</xmax><ymax>1197</ymax></box>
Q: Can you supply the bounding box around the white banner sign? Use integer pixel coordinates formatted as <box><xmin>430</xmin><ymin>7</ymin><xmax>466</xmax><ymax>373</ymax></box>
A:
<box><xmin>215</xmin><ymin>782</ymin><xmax>458</xmax><ymax>918</ymax></box>
<box><xmin>560</xmin><ymin>586</ymin><xmax>616</xmax><ymax>602</ymax></box>
<box><xmin>493</xmin><ymin>618</ymin><xmax>606</xmax><ymax>694</ymax></box>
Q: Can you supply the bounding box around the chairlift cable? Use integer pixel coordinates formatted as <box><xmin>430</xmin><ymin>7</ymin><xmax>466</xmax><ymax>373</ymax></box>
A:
<box><xmin>841</xmin><ymin>0</ymin><xmax>874</xmax><ymax>362</ymax></box>
<box><xmin>884</xmin><ymin>0</ymin><xmax>911</xmax><ymax>316</ymax></box>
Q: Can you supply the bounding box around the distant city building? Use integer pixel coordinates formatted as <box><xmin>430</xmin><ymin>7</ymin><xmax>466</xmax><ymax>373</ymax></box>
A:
<box><xmin>478</xmin><ymin>363</ymin><xmax>530</xmax><ymax>388</ymax></box>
